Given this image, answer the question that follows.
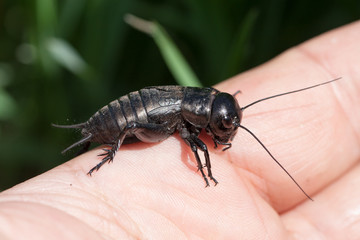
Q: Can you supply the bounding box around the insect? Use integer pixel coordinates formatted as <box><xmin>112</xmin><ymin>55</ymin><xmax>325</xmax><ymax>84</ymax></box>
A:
<box><xmin>53</xmin><ymin>78</ymin><xmax>340</xmax><ymax>200</ymax></box>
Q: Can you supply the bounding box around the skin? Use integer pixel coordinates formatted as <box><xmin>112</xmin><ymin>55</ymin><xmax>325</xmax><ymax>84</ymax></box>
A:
<box><xmin>0</xmin><ymin>21</ymin><xmax>360</xmax><ymax>240</ymax></box>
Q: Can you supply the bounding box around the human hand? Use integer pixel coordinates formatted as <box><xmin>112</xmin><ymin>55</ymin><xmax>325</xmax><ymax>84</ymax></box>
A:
<box><xmin>0</xmin><ymin>21</ymin><xmax>359</xmax><ymax>240</ymax></box>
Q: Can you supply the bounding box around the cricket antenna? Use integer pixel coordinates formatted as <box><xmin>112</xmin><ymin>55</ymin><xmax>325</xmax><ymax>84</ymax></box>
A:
<box><xmin>236</xmin><ymin>77</ymin><xmax>341</xmax><ymax>200</ymax></box>
<box><xmin>241</xmin><ymin>77</ymin><xmax>341</xmax><ymax>111</ymax></box>
<box><xmin>237</xmin><ymin>124</ymin><xmax>313</xmax><ymax>201</ymax></box>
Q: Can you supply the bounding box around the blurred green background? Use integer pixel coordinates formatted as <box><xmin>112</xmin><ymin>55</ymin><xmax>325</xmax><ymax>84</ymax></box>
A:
<box><xmin>0</xmin><ymin>0</ymin><xmax>358</xmax><ymax>190</ymax></box>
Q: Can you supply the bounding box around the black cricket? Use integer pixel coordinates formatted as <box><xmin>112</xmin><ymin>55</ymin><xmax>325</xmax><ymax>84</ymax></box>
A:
<box><xmin>53</xmin><ymin>78</ymin><xmax>340</xmax><ymax>199</ymax></box>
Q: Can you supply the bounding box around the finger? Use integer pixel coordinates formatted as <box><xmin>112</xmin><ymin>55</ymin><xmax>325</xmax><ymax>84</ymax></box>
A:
<box><xmin>0</xmin><ymin>201</ymin><xmax>102</xmax><ymax>239</ymax></box>
<box><xmin>0</xmin><ymin>149</ymin><xmax>147</xmax><ymax>239</ymax></box>
<box><xmin>216</xmin><ymin>20</ymin><xmax>360</xmax><ymax>212</ymax></box>
<box><xmin>281</xmin><ymin>162</ymin><xmax>360</xmax><ymax>239</ymax></box>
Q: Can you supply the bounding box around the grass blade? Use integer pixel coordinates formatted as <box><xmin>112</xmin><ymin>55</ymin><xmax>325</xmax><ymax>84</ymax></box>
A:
<box><xmin>125</xmin><ymin>14</ymin><xmax>202</xmax><ymax>87</ymax></box>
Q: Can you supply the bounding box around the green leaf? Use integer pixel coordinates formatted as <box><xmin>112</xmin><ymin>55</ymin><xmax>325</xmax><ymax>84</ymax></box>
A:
<box><xmin>125</xmin><ymin>14</ymin><xmax>202</xmax><ymax>87</ymax></box>
<box><xmin>45</xmin><ymin>37</ymin><xmax>89</xmax><ymax>79</ymax></box>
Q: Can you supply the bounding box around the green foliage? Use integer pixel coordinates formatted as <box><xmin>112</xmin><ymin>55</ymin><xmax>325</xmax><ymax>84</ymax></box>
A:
<box><xmin>0</xmin><ymin>0</ymin><xmax>358</xmax><ymax>189</ymax></box>
<box><xmin>125</xmin><ymin>14</ymin><xmax>202</xmax><ymax>87</ymax></box>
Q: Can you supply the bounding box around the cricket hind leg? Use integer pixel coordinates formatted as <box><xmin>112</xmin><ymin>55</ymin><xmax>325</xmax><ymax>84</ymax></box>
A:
<box><xmin>87</xmin><ymin>139</ymin><xmax>122</xmax><ymax>176</ymax></box>
<box><xmin>87</xmin><ymin>121</ymin><xmax>171</xmax><ymax>176</ymax></box>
